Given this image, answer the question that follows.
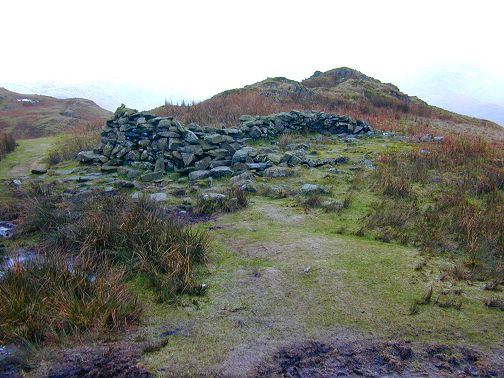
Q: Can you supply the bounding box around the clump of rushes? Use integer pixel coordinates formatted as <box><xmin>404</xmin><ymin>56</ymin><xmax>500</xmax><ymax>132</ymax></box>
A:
<box><xmin>195</xmin><ymin>187</ymin><xmax>248</xmax><ymax>214</ymax></box>
<box><xmin>0</xmin><ymin>251</ymin><xmax>141</xmax><ymax>344</ymax></box>
<box><xmin>0</xmin><ymin>132</ymin><xmax>16</xmax><ymax>159</ymax></box>
<box><xmin>1</xmin><ymin>185</ymin><xmax>209</xmax><ymax>343</ymax></box>
<box><xmin>300</xmin><ymin>194</ymin><xmax>322</xmax><ymax>210</ymax></box>
<box><xmin>366</xmin><ymin>134</ymin><xmax>504</xmax><ymax>279</ymax></box>
<box><xmin>484</xmin><ymin>298</ymin><xmax>504</xmax><ymax>311</ymax></box>
<box><xmin>46</xmin><ymin>124</ymin><xmax>100</xmax><ymax>165</ymax></box>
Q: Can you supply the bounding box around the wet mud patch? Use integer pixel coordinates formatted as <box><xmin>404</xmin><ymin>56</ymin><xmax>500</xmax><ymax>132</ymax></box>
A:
<box><xmin>46</xmin><ymin>344</ymin><xmax>151</xmax><ymax>378</ymax></box>
<box><xmin>257</xmin><ymin>340</ymin><xmax>504</xmax><ymax>377</ymax></box>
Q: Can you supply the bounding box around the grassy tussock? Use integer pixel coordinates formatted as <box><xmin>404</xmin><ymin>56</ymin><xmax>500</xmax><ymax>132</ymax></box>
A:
<box><xmin>0</xmin><ymin>132</ymin><xmax>16</xmax><ymax>160</ymax></box>
<box><xmin>1</xmin><ymin>185</ymin><xmax>209</xmax><ymax>343</ymax></box>
<box><xmin>46</xmin><ymin>125</ymin><xmax>100</xmax><ymax>165</ymax></box>
<box><xmin>0</xmin><ymin>253</ymin><xmax>140</xmax><ymax>344</ymax></box>
<box><xmin>195</xmin><ymin>187</ymin><xmax>248</xmax><ymax>214</ymax></box>
<box><xmin>367</xmin><ymin>135</ymin><xmax>504</xmax><ymax>279</ymax></box>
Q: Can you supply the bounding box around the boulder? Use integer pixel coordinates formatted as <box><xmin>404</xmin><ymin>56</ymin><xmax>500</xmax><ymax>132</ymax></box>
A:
<box><xmin>230</xmin><ymin>171</ymin><xmax>254</xmax><ymax>184</ymax></box>
<box><xmin>232</xmin><ymin>147</ymin><xmax>257</xmax><ymax>163</ymax></box>
<box><xmin>246</xmin><ymin>163</ymin><xmax>271</xmax><ymax>171</ymax></box>
<box><xmin>194</xmin><ymin>156</ymin><xmax>212</xmax><ymax>170</ymax></box>
<box><xmin>181</xmin><ymin>152</ymin><xmax>195</xmax><ymax>166</ymax></box>
<box><xmin>140</xmin><ymin>171</ymin><xmax>163</xmax><ymax>182</ymax></box>
<box><xmin>200</xmin><ymin>192</ymin><xmax>226</xmax><ymax>204</ymax></box>
<box><xmin>205</xmin><ymin>134</ymin><xmax>232</xmax><ymax>144</ymax></box>
<box><xmin>31</xmin><ymin>166</ymin><xmax>48</xmax><ymax>175</ymax></box>
<box><xmin>263</xmin><ymin>167</ymin><xmax>295</xmax><ymax>178</ymax></box>
<box><xmin>209</xmin><ymin>166</ymin><xmax>233</xmax><ymax>178</ymax></box>
<box><xmin>101</xmin><ymin>165</ymin><xmax>118</xmax><ymax>173</ymax></box>
<box><xmin>184</xmin><ymin>130</ymin><xmax>199</xmax><ymax>143</ymax></box>
<box><xmin>77</xmin><ymin>151</ymin><xmax>102</xmax><ymax>163</ymax></box>
<box><xmin>299</xmin><ymin>184</ymin><xmax>327</xmax><ymax>195</ymax></box>
<box><xmin>149</xmin><ymin>192</ymin><xmax>167</xmax><ymax>202</ymax></box>
<box><xmin>266</xmin><ymin>153</ymin><xmax>282</xmax><ymax>164</ymax></box>
<box><xmin>249</xmin><ymin>126</ymin><xmax>262</xmax><ymax>139</ymax></box>
<box><xmin>189</xmin><ymin>170</ymin><xmax>210</xmax><ymax>181</ymax></box>
<box><xmin>154</xmin><ymin>157</ymin><xmax>165</xmax><ymax>172</ymax></box>
<box><xmin>210</xmin><ymin>160</ymin><xmax>232</xmax><ymax>168</ymax></box>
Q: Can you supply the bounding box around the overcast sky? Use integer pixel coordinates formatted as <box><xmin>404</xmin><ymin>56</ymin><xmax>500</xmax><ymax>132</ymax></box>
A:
<box><xmin>1</xmin><ymin>0</ymin><xmax>503</xmax><ymax>110</ymax></box>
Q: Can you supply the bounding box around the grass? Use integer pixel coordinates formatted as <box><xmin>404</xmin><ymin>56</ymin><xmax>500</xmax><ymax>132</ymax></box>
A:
<box><xmin>0</xmin><ymin>252</ymin><xmax>141</xmax><ymax>344</ymax></box>
<box><xmin>0</xmin><ymin>132</ymin><xmax>16</xmax><ymax>160</ymax></box>
<box><xmin>2</xmin><ymin>118</ymin><xmax>502</xmax><ymax>374</ymax></box>
<box><xmin>139</xmin><ymin>198</ymin><xmax>504</xmax><ymax>375</ymax></box>
<box><xmin>46</xmin><ymin>125</ymin><xmax>100</xmax><ymax>165</ymax></box>
<box><xmin>0</xmin><ymin>137</ymin><xmax>55</xmax><ymax>178</ymax></box>
<box><xmin>0</xmin><ymin>185</ymin><xmax>210</xmax><ymax>344</ymax></box>
<box><xmin>365</xmin><ymin>134</ymin><xmax>504</xmax><ymax>279</ymax></box>
<box><xmin>195</xmin><ymin>187</ymin><xmax>248</xmax><ymax>214</ymax></box>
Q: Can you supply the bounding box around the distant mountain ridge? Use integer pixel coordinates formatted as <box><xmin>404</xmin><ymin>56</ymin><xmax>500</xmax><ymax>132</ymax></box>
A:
<box><xmin>0</xmin><ymin>88</ymin><xmax>111</xmax><ymax>138</ymax></box>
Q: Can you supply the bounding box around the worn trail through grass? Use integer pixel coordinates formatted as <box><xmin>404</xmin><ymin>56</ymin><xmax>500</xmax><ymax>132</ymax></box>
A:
<box><xmin>0</xmin><ymin>137</ymin><xmax>54</xmax><ymax>178</ymax></box>
<box><xmin>139</xmin><ymin>198</ymin><xmax>504</xmax><ymax>376</ymax></box>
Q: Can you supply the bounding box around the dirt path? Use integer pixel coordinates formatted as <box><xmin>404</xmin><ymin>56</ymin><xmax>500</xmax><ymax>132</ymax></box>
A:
<box><xmin>137</xmin><ymin>201</ymin><xmax>504</xmax><ymax>376</ymax></box>
<box><xmin>0</xmin><ymin>137</ymin><xmax>54</xmax><ymax>179</ymax></box>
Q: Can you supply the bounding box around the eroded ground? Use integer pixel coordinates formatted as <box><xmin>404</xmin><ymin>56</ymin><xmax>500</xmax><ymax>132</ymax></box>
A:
<box><xmin>135</xmin><ymin>201</ymin><xmax>504</xmax><ymax>376</ymax></box>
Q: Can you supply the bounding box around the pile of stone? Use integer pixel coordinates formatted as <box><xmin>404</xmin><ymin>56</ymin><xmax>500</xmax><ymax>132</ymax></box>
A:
<box><xmin>238</xmin><ymin>111</ymin><xmax>371</xmax><ymax>139</ymax></box>
<box><xmin>77</xmin><ymin>107</ymin><xmax>372</xmax><ymax>176</ymax></box>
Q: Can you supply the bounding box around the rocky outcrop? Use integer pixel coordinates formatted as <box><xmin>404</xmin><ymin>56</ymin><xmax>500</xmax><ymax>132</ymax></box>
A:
<box><xmin>79</xmin><ymin>106</ymin><xmax>372</xmax><ymax>175</ymax></box>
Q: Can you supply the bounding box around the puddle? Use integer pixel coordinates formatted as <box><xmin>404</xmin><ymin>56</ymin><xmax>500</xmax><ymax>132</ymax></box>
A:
<box><xmin>0</xmin><ymin>249</ymin><xmax>37</xmax><ymax>279</ymax></box>
<box><xmin>0</xmin><ymin>344</ymin><xmax>28</xmax><ymax>377</ymax></box>
<box><xmin>0</xmin><ymin>222</ymin><xmax>15</xmax><ymax>239</ymax></box>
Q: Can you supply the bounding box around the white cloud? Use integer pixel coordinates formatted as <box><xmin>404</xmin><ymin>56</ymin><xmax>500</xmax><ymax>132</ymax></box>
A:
<box><xmin>1</xmin><ymin>0</ymin><xmax>503</xmax><ymax>108</ymax></box>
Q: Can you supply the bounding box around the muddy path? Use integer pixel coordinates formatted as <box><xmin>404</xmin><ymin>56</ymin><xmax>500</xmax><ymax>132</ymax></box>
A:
<box><xmin>257</xmin><ymin>339</ymin><xmax>504</xmax><ymax>377</ymax></box>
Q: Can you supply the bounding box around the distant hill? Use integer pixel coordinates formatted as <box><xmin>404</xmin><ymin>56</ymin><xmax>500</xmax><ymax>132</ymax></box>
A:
<box><xmin>153</xmin><ymin>67</ymin><xmax>503</xmax><ymax>140</ymax></box>
<box><xmin>0</xmin><ymin>88</ymin><xmax>111</xmax><ymax>138</ymax></box>
<box><xmin>398</xmin><ymin>65</ymin><xmax>504</xmax><ymax>126</ymax></box>
<box><xmin>0</xmin><ymin>80</ymin><xmax>191</xmax><ymax>112</ymax></box>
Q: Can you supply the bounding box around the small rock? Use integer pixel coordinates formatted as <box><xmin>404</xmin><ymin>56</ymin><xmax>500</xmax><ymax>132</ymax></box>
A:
<box><xmin>249</xmin><ymin>126</ymin><xmax>262</xmax><ymax>139</ymax></box>
<box><xmin>77</xmin><ymin>151</ymin><xmax>102</xmax><ymax>163</ymax></box>
<box><xmin>184</xmin><ymin>130</ymin><xmax>199</xmax><ymax>143</ymax></box>
<box><xmin>263</xmin><ymin>167</ymin><xmax>295</xmax><ymax>178</ymax></box>
<box><xmin>100</xmin><ymin>165</ymin><xmax>117</xmax><ymax>173</ymax></box>
<box><xmin>360</xmin><ymin>159</ymin><xmax>374</xmax><ymax>170</ymax></box>
<box><xmin>209</xmin><ymin>166</ymin><xmax>233</xmax><ymax>178</ymax></box>
<box><xmin>31</xmin><ymin>166</ymin><xmax>47</xmax><ymax>175</ymax></box>
<box><xmin>140</xmin><ymin>171</ymin><xmax>163</xmax><ymax>182</ymax></box>
<box><xmin>189</xmin><ymin>170</ymin><xmax>210</xmax><ymax>181</ymax></box>
<box><xmin>131</xmin><ymin>191</ymin><xmax>144</xmax><ymax>199</ymax></box>
<box><xmin>299</xmin><ymin>184</ymin><xmax>326</xmax><ymax>195</ymax></box>
<box><xmin>149</xmin><ymin>192</ymin><xmax>167</xmax><ymax>202</ymax></box>
<box><xmin>10</xmin><ymin>179</ymin><xmax>22</xmax><ymax>188</ymax></box>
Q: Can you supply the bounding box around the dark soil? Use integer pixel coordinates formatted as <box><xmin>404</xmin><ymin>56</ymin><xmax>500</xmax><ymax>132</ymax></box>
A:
<box><xmin>45</xmin><ymin>344</ymin><xmax>151</xmax><ymax>378</ymax></box>
<box><xmin>256</xmin><ymin>340</ymin><xmax>504</xmax><ymax>377</ymax></box>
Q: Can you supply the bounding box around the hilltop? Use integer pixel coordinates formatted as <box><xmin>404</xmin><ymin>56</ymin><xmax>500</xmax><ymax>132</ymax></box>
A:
<box><xmin>0</xmin><ymin>88</ymin><xmax>111</xmax><ymax>138</ymax></box>
<box><xmin>153</xmin><ymin>67</ymin><xmax>504</xmax><ymax>140</ymax></box>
